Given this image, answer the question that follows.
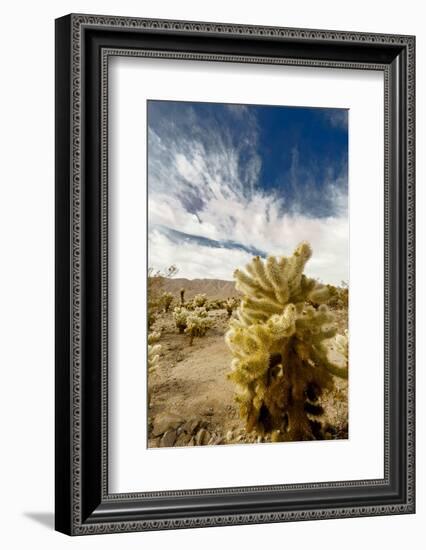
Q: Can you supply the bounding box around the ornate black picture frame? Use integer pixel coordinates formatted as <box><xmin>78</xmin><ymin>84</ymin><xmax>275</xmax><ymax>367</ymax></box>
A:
<box><xmin>55</xmin><ymin>14</ymin><xmax>415</xmax><ymax>535</ymax></box>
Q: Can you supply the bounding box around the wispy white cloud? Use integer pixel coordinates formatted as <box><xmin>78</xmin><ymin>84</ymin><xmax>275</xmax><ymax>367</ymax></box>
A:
<box><xmin>148</xmin><ymin>104</ymin><xmax>348</xmax><ymax>285</ymax></box>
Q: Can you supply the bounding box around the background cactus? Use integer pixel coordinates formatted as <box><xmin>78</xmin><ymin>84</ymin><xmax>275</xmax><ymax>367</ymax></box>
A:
<box><xmin>206</xmin><ymin>298</ymin><xmax>227</xmax><ymax>311</ymax></box>
<box><xmin>193</xmin><ymin>293</ymin><xmax>207</xmax><ymax>307</ymax></box>
<box><xmin>180</xmin><ymin>288</ymin><xmax>185</xmax><ymax>305</ymax></box>
<box><xmin>225</xmin><ymin>297</ymin><xmax>239</xmax><ymax>318</ymax></box>
<box><xmin>324</xmin><ymin>284</ymin><xmax>349</xmax><ymax>309</ymax></box>
<box><xmin>147</xmin><ymin>264</ymin><xmax>178</xmax><ymax>328</ymax></box>
<box><xmin>161</xmin><ymin>291</ymin><xmax>174</xmax><ymax>312</ymax></box>
<box><xmin>173</xmin><ymin>306</ymin><xmax>189</xmax><ymax>333</ymax></box>
<box><xmin>185</xmin><ymin>307</ymin><xmax>212</xmax><ymax>345</ymax></box>
<box><xmin>226</xmin><ymin>242</ymin><xmax>348</xmax><ymax>442</ymax></box>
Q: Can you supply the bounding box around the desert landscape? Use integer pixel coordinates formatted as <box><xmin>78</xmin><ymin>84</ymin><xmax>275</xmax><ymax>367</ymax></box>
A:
<box><xmin>147</xmin><ymin>101</ymin><xmax>349</xmax><ymax>449</ymax></box>
<box><xmin>147</xmin><ymin>250</ymin><xmax>349</xmax><ymax>449</ymax></box>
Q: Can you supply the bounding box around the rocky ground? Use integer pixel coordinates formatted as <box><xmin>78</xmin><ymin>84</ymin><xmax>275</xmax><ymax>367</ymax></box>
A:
<box><xmin>148</xmin><ymin>305</ymin><xmax>349</xmax><ymax>449</ymax></box>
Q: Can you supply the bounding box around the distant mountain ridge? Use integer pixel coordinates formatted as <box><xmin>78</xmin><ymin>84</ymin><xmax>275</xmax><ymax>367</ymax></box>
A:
<box><xmin>160</xmin><ymin>277</ymin><xmax>238</xmax><ymax>300</ymax></box>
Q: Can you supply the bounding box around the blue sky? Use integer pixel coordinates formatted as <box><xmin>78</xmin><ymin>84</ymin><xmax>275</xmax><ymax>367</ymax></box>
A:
<box><xmin>147</xmin><ymin>100</ymin><xmax>348</xmax><ymax>283</ymax></box>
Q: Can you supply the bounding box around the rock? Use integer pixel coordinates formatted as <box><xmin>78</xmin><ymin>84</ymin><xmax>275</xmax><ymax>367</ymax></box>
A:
<box><xmin>207</xmin><ymin>433</ymin><xmax>223</xmax><ymax>445</ymax></box>
<box><xmin>195</xmin><ymin>428</ymin><xmax>210</xmax><ymax>446</ymax></box>
<box><xmin>152</xmin><ymin>413</ymin><xmax>184</xmax><ymax>437</ymax></box>
<box><xmin>175</xmin><ymin>432</ymin><xmax>192</xmax><ymax>446</ymax></box>
<box><xmin>160</xmin><ymin>429</ymin><xmax>177</xmax><ymax>447</ymax></box>
<box><xmin>181</xmin><ymin>418</ymin><xmax>200</xmax><ymax>434</ymax></box>
<box><xmin>226</xmin><ymin>430</ymin><xmax>233</xmax><ymax>442</ymax></box>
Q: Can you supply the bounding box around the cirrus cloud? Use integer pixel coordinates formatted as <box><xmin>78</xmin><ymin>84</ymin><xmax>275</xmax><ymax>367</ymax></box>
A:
<box><xmin>148</xmin><ymin>101</ymin><xmax>348</xmax><ymax>285</ymax></box>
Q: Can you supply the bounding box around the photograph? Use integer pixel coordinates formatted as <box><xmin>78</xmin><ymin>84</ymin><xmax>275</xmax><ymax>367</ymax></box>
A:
<box><xmin>147</xmin><ymin>100</ymin><xmax>349</xmax><ymax>448</ymax></box>
<box><xmin>52</xmin><ymin>10</ymin><xmax>415</xmax><ymax>538</ymax></box>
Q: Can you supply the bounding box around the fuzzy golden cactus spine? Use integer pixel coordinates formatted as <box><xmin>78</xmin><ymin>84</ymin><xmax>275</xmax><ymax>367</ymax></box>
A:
<box><xmin>147</xmin><ymin>331</ymin><xmax>161</xmax><ymax>373</ymax></box>
<box><xmin>147</xmin><ymin>331</ymin><xmax>161</xmax><ymax>408</ymax></box>
<box><xmin>226</xmin><ymin>242</ymin><xmax>348</xmax><ymax>441</ymax></box>
<box><xmin>185</xmin><ymin>307</ymin><xmax>212</xmax><ymax>346</ymax></box>
<box><xmin>326</xmin><ymin>329</ymin><xmax>349</xmax><ymax>377</ymax></box>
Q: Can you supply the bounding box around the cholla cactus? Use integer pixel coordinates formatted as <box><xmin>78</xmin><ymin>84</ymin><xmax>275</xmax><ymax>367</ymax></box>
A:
<box><xmin>180</xmin><ymin>288</ymin><xmax>185</xmax><ymax>305</ymax></box>
<box><xmin>324</xmin><ymin>284</ymin><xmax>349</xmax><ymax>309</ymax></box>
<box><xmin>148</xmin><ymin>331</ymin><xmax>161</xmax><ymax>373</ymax></box>
<box><xmin>206</xmin><ymin>299</ymin><xmax>219</xmax><ymax>310</ymax></box>
<box><xmin>161</xmin><ymin>291</ymin><xmax>174</xmax><ymax>312</ymax></box>
<box><xmin>226</xmin><ymin>242</ymin><xmax>348</xmax><ymax>441</ymax></box>
<box><xmin>326</xmin><ymin>329</ymin><xmax>349</xmax><ymax>376</ymax></box>
<box><xmin>338</xmin><ymin>287</ymin><xmax>349</xmax><ymax>309</ymax></box>
<box><xmin>193</xmin><ymin>293</ymin><xmax>207</xmax><ymax>307</ymax></box>
<box><xmin>208</xmin><ymin>298</ymin><xmax>228</xmax><ymax>311</ymax></box>
<box><xmin>333</xmin><ymin>330</ymin><xmax>348</xmax><ymax>358</ymax></box>
<box><xmin>185</xmin><ymin>307</ymin><xmax>212</xmax><ymax>346</ymax></box>
<box><xmin>147</xmin><ymin>310</ymin><xmax>157</xmax><ymax>329</ymax></box>
<box><xmin>225</xmin><ymin>297</ymin><xmax>239</xmax><ymax>318</ymax></box>
<box><xmin>173</xmin><ymin>306</ymin><xmax>189</xmax><ymax>333</ymax></box>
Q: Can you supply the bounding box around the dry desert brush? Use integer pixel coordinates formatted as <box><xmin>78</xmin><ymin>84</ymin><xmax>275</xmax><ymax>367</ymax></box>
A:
<box><xmin>225</xmin><ymin>242</ymin><xmax>348</xmax><ymax>442</ymax></box>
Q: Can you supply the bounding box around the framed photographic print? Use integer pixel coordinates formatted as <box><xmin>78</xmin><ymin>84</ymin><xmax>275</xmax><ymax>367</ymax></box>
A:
<box><xmin>55</xmin><ymin>14</ymin><xmax>415</xmax><ymax>535</ymax></box>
